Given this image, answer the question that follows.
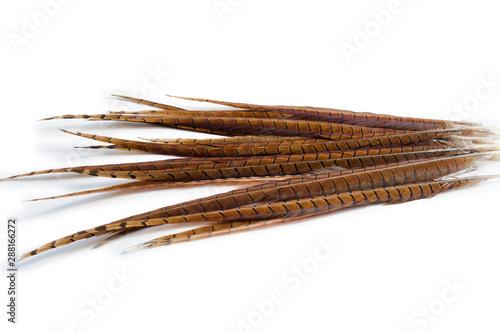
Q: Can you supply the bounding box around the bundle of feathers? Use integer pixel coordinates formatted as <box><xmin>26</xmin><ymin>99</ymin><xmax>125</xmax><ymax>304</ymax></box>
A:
<box><xmin>2</xmin><ymin>95</ymin><xmax>498</xmax><ymax>261</ymax></box>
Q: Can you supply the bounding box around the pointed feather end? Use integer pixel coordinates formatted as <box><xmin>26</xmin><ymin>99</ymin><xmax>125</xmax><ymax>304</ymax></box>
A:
<box><xmin>74</xmin><ymin>145</ymin><xmax>114</xmax><ymax>149</ymax></box>
<box><xmin>39</xmin><ymin>116</ymin><xmax>59</xmax><ymax>121</ymax></box>
<box><xmin>22</xmin><ymin>196</ymin><xmax>55</xmax><ymax>202</ymax></box>
<box><xmin>165</xmin><ymin>94</ymin><xmax>194</xmax><ymax>101</ymax></box>
<box><xmin>18</xmin><ymin>251</ymin><xmax>34</xmax><ymax>262</ymax></box>
<box><xmin>0</xmin><ymin>175</ymin><xmax>17</xmax><ymax>181</ymax></box>
<box><xmin>60</xmin><ymin>129</ymin><xmax>79</xmax><ymax>136</ymax></box>
<box><xmin>22</xmin><ymin>198</ymin><xmax>36</xmax><ymax>203</ymax></box>
<box><xmin>111</xmin><ymin>94</ymin><xmax>128</xmax><ymax>99</ymax></box>
<box><xmin>122</xmin><ymin>242</ymin><xmax>152</xmax><ymax>254</ymax></box>
<box><xmin>0</xmin><ymin>172</ymin><xmax>38</xmax><ymax>181</ymax></box>
<box><xmin>91</xmin><ymin>242</ymin><xmax>105</xmax><ymax>250</ymax></box>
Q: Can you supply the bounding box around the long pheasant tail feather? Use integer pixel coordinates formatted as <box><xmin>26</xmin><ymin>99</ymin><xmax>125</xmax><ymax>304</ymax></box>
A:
<box><xmin>124</xmin><ymin>176</ymin><xmax>489</xmax><ymax>252</ymax></box>
<box><xmin>44</xmin><ymin>112</ymin><xmax>415</xmax><ymax>140</ymax></box>
<box><xmin>141</xmin><ymin>135</ymin><xmax>306</xmax><ymax>144</ymax></box>
<box><xmin>110</xmin><ymin>109</ymin><xmax>293</xmax><ymax>119</ymax></box>
<box><xmin>7</xmin><ymin>141</ymin><xmax>458</xmax><ymax>182</ymax></box>
<box><xmin>63</xmin><ymin>128</ymin><xmax>484</xmax><ymax>157</ymax></box>
<box><xmin>165</xmin><ymin>95</ymin><xmax>466</xmax><ymax>131</ymax></box>
<box><xmin>76</xmin><ymin>159</ymin><xmax>344</xmax><ymax>181</ymax></box>
<box><xmin>25</xmin><ymin>176</ymin><xmax>281</xmax><ymax>202</ymax></box>
<box><xmin>7</xmin><ymin>142</ymin><xmax>460</xmax><ymax>182</ymax></box>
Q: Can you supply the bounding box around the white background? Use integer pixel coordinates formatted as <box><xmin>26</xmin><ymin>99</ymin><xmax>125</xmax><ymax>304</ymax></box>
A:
<box><xmin>1</xmin><ymin>1</ymin><xmax>500</xmax><ymax>330</ymax></box>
